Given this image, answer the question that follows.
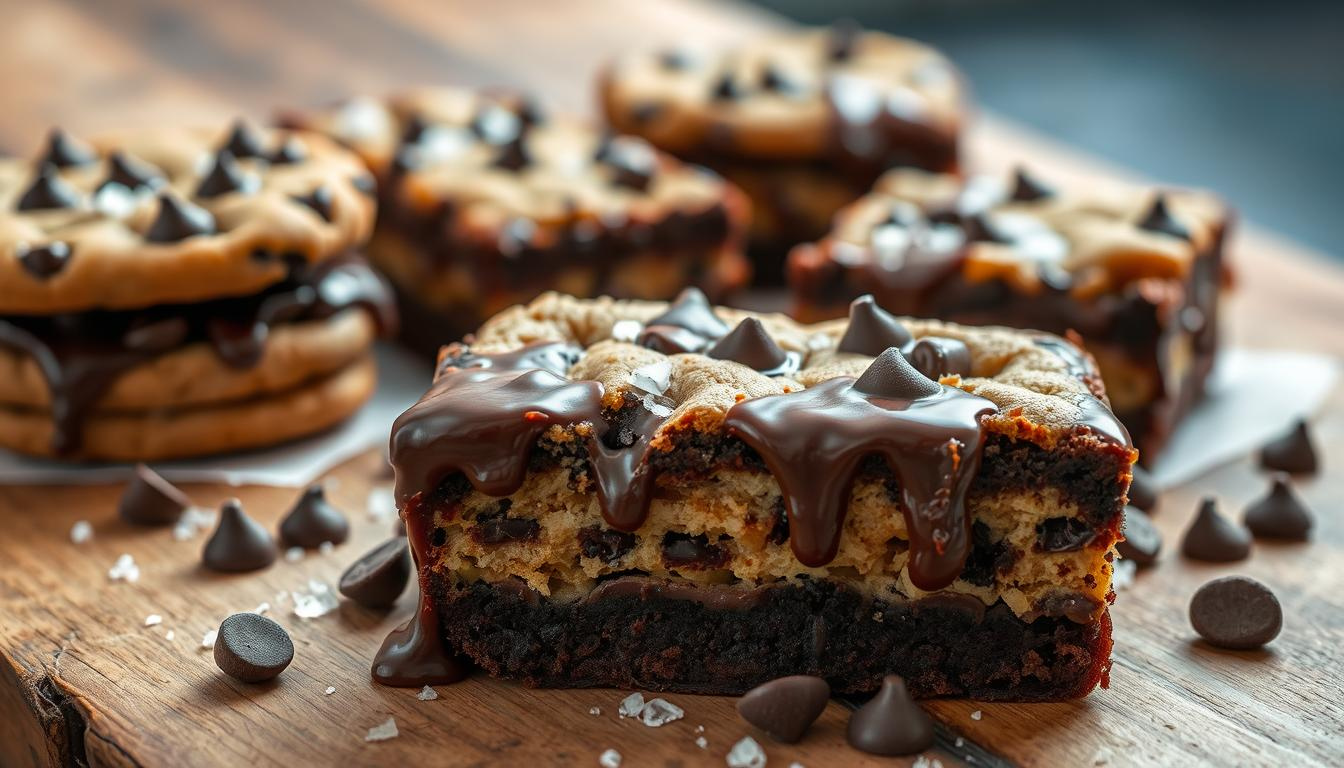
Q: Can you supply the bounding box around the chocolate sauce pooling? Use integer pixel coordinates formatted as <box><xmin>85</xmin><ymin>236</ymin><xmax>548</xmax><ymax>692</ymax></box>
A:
<box><xmin>0</xmin><ymin>255</ymin><xmax>396</xmax><ymax>455</ymax></box>
<box><xmin>723</xmin><ymin>349</ymin><xmax>996</xmax><ymax>589</ymax></box>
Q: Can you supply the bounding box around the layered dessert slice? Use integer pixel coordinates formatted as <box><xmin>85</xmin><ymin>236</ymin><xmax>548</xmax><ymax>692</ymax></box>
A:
<box><xmin>384</xmin><ymin>290</ymin><xmax>1134</xmax><ymax>700</ymax></box>
<box><xmin>788</xmin><ymin>167</ymin><xmax>1230</xmax><ymax>461</ymax></box>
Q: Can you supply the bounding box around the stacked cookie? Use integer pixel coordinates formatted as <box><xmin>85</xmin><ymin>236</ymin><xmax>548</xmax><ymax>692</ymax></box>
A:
<box><xmin>0</xmin><ymin>123</ymin><xmax>394</xmax><ymax>461</ymax></box>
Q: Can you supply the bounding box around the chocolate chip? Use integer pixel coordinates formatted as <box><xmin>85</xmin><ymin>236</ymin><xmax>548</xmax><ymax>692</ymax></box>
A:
<box><xmin>737</xmin><ymin>675</ymin><xmax>830</xmax><ymax>743</ymax></box>
<box><xmin>117</xmin><ymin>464</ymin><xmax>191</xmax><ymax>526</ymax></box>
<box><xmin>515</xmin><ymin>95</ymin><xmax>546</xmax><ymax>127</ymax></box>
<box><xmin>400</xmin><ymin>113</ymin><xmax>430</xmax><ymax>145</ymax></box>
<box><xmin>291</xmin><ymin>185</ymin><xmax>334</xmax><ymax>222</ymax></box>
<box><xmin>759</xmin><ymin>63</ymin><xmax>796</xmax><ymax>94</ymax></box>
<box><xmin>270</xmin><ymin>136</ymin><xmax>308</xmax><ymax>165</ymax></box>
<box><xmin>351</xmin><ymin>173</ymin><xmax>377</xmax><ymax>197</ymax></box>
<box><xmin>122</xmin><ymin>317</ymin><xmax>190</xmax><ymax>352</ymax></box>
<box><xmin>470</xmin><ymin>104</ymin><xmax>521</xmax><ymax>145</ymax></box>
<box><xmin>198</xmin><ymin>150</ymin><xmax>251</xmax><ymax>199</ymax></box>
<box><xmin>1189</xmin><ymin>576</ymin><xmax>1281</xmax><ymax>650</ymax></box>
<box><xmin>846</xmin><ymin>675</ymin><xmax>933</xmax><ymax>756</ymax></box>
<box><xmin>16</xmin><ymin>241</ymin><xmax>72</xmax><ymax>279</ymax></box>
<box><xmin>645</xmin><ymin>287</ymin><xmax>729</xmax><ymax>340</ymax></box>
<box><xmin>852</xmin><ymin>348</ymin><xmax>940</xmax><ymax>400</ymax></box>
<box><xmin>962</xmin><ymin>212</ymin><xmax>1008</xmax><ymax>244</ymax></box>
<box><xmin>1035</xmin><ymin>516</ymin><xmax>1096</xmax><ymax>552</ymax></box>
<box><xmin>338</xmin><ymin>537</ymin><xmax>412</xmax><ymax>609</ymax></box>
<box><xmin>1259</xmin><ymin>419</ymin><xmax>1318</xmax><ymax>474</ymax></box>
<box><xmin>221</xmin><ymin>119</ymin><xmax>266</xmax><ymax>159</ymax></box>
<box><xmin>707</xmin><ymin>318</ymin><xmax>788</xmax><ymax>372</ymax></box>
<box><xmin>630</xmin><ymin>102</ymin><xmax>664</xmax><ymax>124</ymax></box>
<box><xmin>491</xmin><ymin>136</ymin><xmax>531</xmax><ymax>172</ymax></box>
<box><xmin>146</xmin><ymin>194</ymin><xmax>216</xmax><ymax>243</ymax></box>
<box><xmin>214</xmin><ymin>612</ymin><xmax>294</xmax><ymax>682</ymax></box>
<box><xmin>601</xmin><ymin>137</ymin><xmax>658</xmax><ymax>192</ymax></box>
<box><xmin>1009</xmin><ymin>167</ymin><xmax>1053</xmax><ymax>202</ymax></box>
<box><xmin>766</xmin><ymin>502</ymin><xmax>789</xmax><ymax>546</ymax></box>
<box><xmin>577</xmin><ymin>525</ymin><xmax>637</xmax><ymax>565</ymax></box>
<box><xmin>40</xmin><ymin>129</ymin><xmax>97</xmax><ymax>168</ymax></box>
<box><xmin>1117</xmin><ymin>506</ymin><xmax>1161</xmax><ymax>567</ymax></box>
<box><xmin>711</xmin><ymin>71</ymin><xmax>744</xmax><ymax>101</ymax></box>
<box><xmin>278</xmin><ymin>485</ymin><xmax>350</xmax><ymax>549</ymax></box>
<box><xmin>1127</xmin><ymin>464</ymin><xmax>1159</xmax><ymax>512</ymax></box>
<box><xmin>471</xmin><ymin>513</ymin><xmax>540</xmax><ymax>545</ymax></box>
<box><xmin>661</xmin><ymin>532</ymin><xmax>730</xmax><ymax>570</ymax></box>
<box><xmin>907</xmin><ymin>336</ymin><xmax>972</xmax><ymax>380</ymax></box>
<box><xmin>1181</xmin><ymin>497</ymin><xmax>1251</xmax><ymax>562</ymax></box>
<box><xmin>1244</xmin><ymin>474</ymin><xmax>1313</xmax><ymax>541</ymax></box>
<box><xmin>1137</xmin><ymin>194</ymin><xmax>1190</xmax><ymax>241</ymax></box>
<box><xmin>826</xmin><ymin>18</ymin><xmax>863</xmax><ymax>62</ymax></box>
<box><xmin>837</xmin><ymin>295</ymin><xmax>913</xmax><ymax>356</ymax></box>
<box><xmin>16</xmin><ymin>164</ymin><xmax>81</xmax><ymax>211</ymax></box>
<box><xmin>202</xmin><ymin>499</ymin><xmax>276</xmax><ymax>572</ymax></box>
<box><xmin>657</xmin><ymin>49</ymin><xmax>692</xmax><ymax>70</ymax></box>
<box><xmin>638</xmin><ymin>324</ymin><xmax>706</xmax><ymax>355</ymax></box>
<box><xmin>102</xmin><ymin>151</ymin><xmax>162</xmax><ymax>191</ymax></box>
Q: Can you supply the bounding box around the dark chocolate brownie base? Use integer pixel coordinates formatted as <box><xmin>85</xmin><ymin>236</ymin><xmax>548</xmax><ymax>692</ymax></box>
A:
<box><xmin>432</xmin><ymin>575</ymin><xmax>1112</xmax><ymax>700</ymax></box>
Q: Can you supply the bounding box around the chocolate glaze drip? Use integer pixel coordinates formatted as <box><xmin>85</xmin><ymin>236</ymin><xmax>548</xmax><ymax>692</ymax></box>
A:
<box><xmin>587</xmin><ymin>399</ymin><xmax>666</xmax><ymax>531</ymax></box>
<box><xmin>0</xmin><ymin>255</ymin><xmax>395</xmax><ymax>454</ymax></box>
<box><xmin>723</xmin><ymin>349</ymin><xmax>996</xmax><ymax>590</ymax></box>
<box><xmin>1031</xmin><ymin>337</ymin><xmax>1131</xmax><ymax>446</ymax></box>
<box><xmin>436</xmin><ymin>339</ymin><xmax>582</xmax><ymax>379</ymax></box>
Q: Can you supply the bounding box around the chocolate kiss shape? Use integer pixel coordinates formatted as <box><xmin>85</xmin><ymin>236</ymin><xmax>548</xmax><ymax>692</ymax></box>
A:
<box><xmin>221</xmin><ymin>119</ymin><xmax>266</xmax><ymax>159</ymax></box>
<box><xmin>1127</xmin><ymin>464</ymin><xmax>1159</xmax><ymax>511</ymax></box>
<box><xmin>707</xmin><ymin>317</ymin><xmax>787</xmax><ymax>371</ymax></box>
<box><xmin>711</xmin><ymin>70</ymin><xmax>744</xmax><ymax>101</ymax></box>
<box><xmin>202</xmin><ymin>499</ymin><xmax>276</xmax><ymax>572</ymax></box>
<box><xmin>16</xmin><ymin>164</ymin><xmax>81</xmax><ymax>211</ymax></box>
<box><xmin>400</xmin><ymin>113</ymin><xmax>430</xmax><ymax>145</ymax></box>
<box><xmin>278</xmin><ymin>484</ymin><xmax>350</xmax><ymax>549</ymax></box>
<box><xmin>118</xmin><ymin>463</ymin><xmax>191</xmax><ymax>526</ymax></box>
<box><xmin>1138</xmin><ymin>194</ymin><xmax>1190</xmax><ymax>241</ymax></box>
<box><xmin>1116</xmin><ymin>506</ymin><xmax>1161</xmax><ymax>567</ymax></box>
<box><xmin>270</xmin><ymin>136</ymin><xmax>307</xmax><ymax>165</ymax></box>
<box><xmin>853</xmin><ymin>348</ymin><xmax>941</xmax><ymax>400</ymax></box>
<box><xmin>146</xmin><ymin>194</ymin><xmax>216</xmax><ymax>243</ymax></box>
<box><xmin>291</xmin><ymin>185</ymin><xmax>334</xmax><ymax>222</ymax></box>
<box><xmin>339</xmin><ymin>537</ymin><xmax>412</xmax><ymax>609</ymax></box>
<box><xmin>907</xmin><ymin>336</ymin><xmax>972</xmax><ymax>380</ymax></box>
<box><xmin>103</xmin><ymin>151</ymin><xmax>162</xmax><ymax>191</ymax></box>
<box><xmin>827</xmin><ymin>18</ymin><xmax>863</xmax><ymax>61</ymax></box>
<box><xmin>1010</xmin><ymin>166</ymin><xmax>1053</xmax><ymax>202</ymax></box>
<box><xmin>196</xmin><ymin>150</ymin><xmax>247</xmax><ymax>198</ymax></box>
<box><xmin>736</xmin><ymin>675</ymin><xmax>830</xmax><ymax>743</ymax></box>
<box><xmin>837</xmin><ymin>295</ymin><xmax>912</xmax><ymax>356</ymax></box>
<box><xmin>1259</xmin><ymin>419</ymin><xmax>1318</xmax><ymax>474</ymax></box>
<box><xmin>646</xmin><ymin>287</ymin><xmax>729</xmax><ymax>339</ymax></box>
<box><xmin>1244</xmin><ymin>474</ymin><xmax>1313</xmax><ymax>541</ymax></box>
<box><xmin>846</xmin><ymin>675</ymin><xmax>934</xmax><ymax>756</ymax></box>
<box><xmin>1180</xmin><ymin>497</ymin><xmax>1251</xmax><ymax>562</ymax></box>
<box><xmin>491</xmin><ymin>136</ymin><xmax>531</xmax><ymax>172</ymax></box>
<box><xmin>41</xmin><ymin>128</ymin><xmax>97</xmax><ymax>168</ymax></box>
<box><xmin>16</xmin><ymin>242</ymin><xmax>73</xmax><ymax>279</ymax></box>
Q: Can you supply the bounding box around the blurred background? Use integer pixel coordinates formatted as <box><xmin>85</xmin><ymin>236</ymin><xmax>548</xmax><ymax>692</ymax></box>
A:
<box><xmin>761</xmin><ymin>0</ymin><xmax>1344</xmax><ymax>257</ymax></box>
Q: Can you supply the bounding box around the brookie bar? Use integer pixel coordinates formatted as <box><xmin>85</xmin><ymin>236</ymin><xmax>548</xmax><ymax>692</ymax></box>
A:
<box><xmin>382</xmin><ymin>290</ymin><xmax>1134</xmax><ymax>700</ymax></box>
<box><xmin>284</xmin><ymin>88</ymin><xmax>750</xmax><ymax>353</ymax></box>
<box><xmin>788</xmin><ymin>167</ymin><xmax>1230</xmax><ymax>461</ymax></box>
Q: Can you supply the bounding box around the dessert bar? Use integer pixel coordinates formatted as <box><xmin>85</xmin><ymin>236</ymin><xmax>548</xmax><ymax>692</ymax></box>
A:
<box><xmin>284</xmin><ymin>88</ymin><xmax>750</xmax><ymax>352</ymax></box>
<box><xmin>600</xmin><ymin>22</ymin><xmax>963</xmax><ymax>279</ymax></box>
<box><xmin>788</xmin><ymin>167</ymin><xmax>1229</xmax><ymax>461</ymax></box>
<box><xmin>384</xmin><ymin>290</ymin><xmax>1134</xmax><ymax>699</ymax></box>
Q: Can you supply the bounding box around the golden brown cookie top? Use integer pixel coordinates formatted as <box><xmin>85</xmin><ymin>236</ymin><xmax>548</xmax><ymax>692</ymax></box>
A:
<box><xmin>0</xmin><ymin>124</ymin><xmax>376</xmax><ymax>314</ymax></box>
<box><xmin>600</xmin><ymin>25</ymin><xmax>964</xmax><ymax>161</ymax></box>
<box><xmin>821</xmin><ymin>167</ymin><xmax>1228</xmax><ymax>298</ymax></box>
<box><xmin>287</xmin><ymin>87</ymin><xmax>740</xmax><ymax>246</ymax></box>
<box><xmin>464</xmin><ymin>290</ymin><xmax>1128</xmax><ymax>450</ymax></box>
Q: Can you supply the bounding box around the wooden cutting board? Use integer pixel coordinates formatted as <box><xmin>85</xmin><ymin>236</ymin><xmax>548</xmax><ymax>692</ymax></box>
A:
<box><xmin>2</xmin><ymin>1</ymin><xmax>1342</xmax><ymax>765</ymax></box>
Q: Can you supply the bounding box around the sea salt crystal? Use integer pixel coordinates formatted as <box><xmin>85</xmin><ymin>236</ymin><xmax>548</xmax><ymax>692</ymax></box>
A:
<box><xmin>970</xmin><ymin>709</ymin><xmax>983</xmax><ymax>721</ymax></box>
<box><xmin>618</xmin><ymin>692</ymin><xmax>645</xmax><ymax>718</ymax></box>
<box><xmin>589</xmin><ymin>707</ymin><xmax>601</xmax><ymax>716</ymax></box>
<box><xmin>913</xmin><ymin>757</ymin><xmax>943</xmax><ymax>768</ymax></box>
<box><xmin>292</xmin><ymin>579</ymin><xmax>339</xmax><ymax>619</ymax></box>
<box><xmin>639</xmin><ymin>698</ymin><xmax>684</xmax><ymax>727</ymax></box>
<box><xmin>173</xmin><ymin>507</ymin><xmax>216</xmax><ymax>541</ymax></box>
<box><xmin>253</xmin><ymin>602</ymin><xmax>271</xmax><ymax>616</ymax></box>
<box><xmin>612</xmin><ymin>320</ymin><xmax>642</xmax><ymax>342</ymax></box>
<box><xmin>367</xmin><ymin>487</ymin><xmax>396</xmax><ymax>522</ymax></box>
<box><xmin>284</xmin><ymin>547</ymin><xmax>305</xmax><ymax>563</ymax></box>
<box><xmin>695</xmin><ymin>736</ymin><xmax>708</xmax><ymax>749</ymax></box>
<box><xmin>164</xmin><ymin>630</ymin><xmax>175</xmax><ymax>641</ymax></box>
<box><xmin>417</xmin><ymin>685</ymin><xmax>439</xmax><ymax>701</ymax></box>
<box><xmin>201</xmin><ymin>630</ymin><xmax>217</xmax><ymax>649</ymax></box>
<box><xmin>336</xmin><ymin>98</ymin><xmax>392</xmax><ymax>140</ymax></box>
<box><xmin>364</xmin><ymin>717</ymin><xmax>399</xmax><ymax>742</ymax></box>
<box><xmin>319</xmin><ymin>541</ymin><xmax>335</xmax><ymax>555</ymax></box>
<box><xmin>108</xmin><ymin>554</ymin><xmax>140</xmax><ymax>583</ymax></box>
<box><xmin>955</xmin><ymin>737</ymin><xmax>965</xmax><ymax>748</ymax></box>
<box><xmin>70</xmin><ymin>521</ymin><xmax>93</xmax><ymax>544</ymax></box>
<box><xmin>695</xmin><ymin>725</ymin><xmax>705</xmax><ymax>733</ymax></box>
<box><xmin>1112</xmin><ymin>558</ymin><xmax>1137</xmax><ymax>590</ymax></box>
<box><xmin>726</xmin><ymin>736</ymin><xmax>766</xmax><ymax>768</ymax></box>
<box><xmin>325</xmin><ymin>686</ymin><xmax>336</xmax><ymax>696</ymax></box>
<box><xmin>630</xmin><ymin>360</ymin><xmax>672</xmax><ymax>395</ymax></box>
<box><xmin>144</xmin><ymin>614</ymin><xmax>162</xmax><ymax>627</ymax></box>
<box><xmin>641</xmin><ymin>394</ymin><xmax>673</xmax><ymax>418</ymax></box>
<box><xmin>599</xmin><ymin>749</ymin><xmax>622</xmax><ymax>768</ymax></box>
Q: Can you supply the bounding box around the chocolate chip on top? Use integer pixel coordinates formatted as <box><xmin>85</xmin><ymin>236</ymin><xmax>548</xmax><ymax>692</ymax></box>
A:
<box><xmin>16</xmin><ymin>164</ymin><xmax>81</xmax><ymax>211</ymax></box>
<box><xmin>16</xmin><ymin>242</ymin><xmax>73</xmax><ymax>279</ymax></box>
<box><xmin>40</xmin><ymin>128</ymin><xmax>97</xmax><ymax>168</ymax></box>
<box><xmin>146</xmin><ymin>193</ymin><xmax>217</xmax><ymax>243</ymax></box>
<box><xmin>291</xmin><ymin>185</ymin><xmax>334</xmax><ymax>222</ymax></box>
<box><xmin>846</xmin><ymin>675</ymin><xmax>934</xmax><ymax>756</ymax></box>
<box><xmin>852</xmin><ymin>347</ymin><xmax>941</xmax><ymax>399</ymax></box>
<box><xmin>837</xmin><ymin>294</ymin><xmax>913</xmax><ymax>356</ymax></box>
<box><xmin>220</xmin><ymin>119</ymin><xmax>267</xmax><ymax>160</ymax></box>
<box><xmin>1181</xmin><ymin>497</ymin><xmax>1251</xmax><ymax>562</ymax></box>
<box><xmin>908</xmin><ymin>336</ymin><xmax>972</xmax><ymax>379</ymax></box>
<box><xmin>195</xmin><ymin>150</ymin><xmax>250</xmax><ymax>199</ymax></box>
<box><xmin>1137</xmin><ymin>193</ymin><xmax>1191</xmax><ymax>241</ymax></box>
<box><xmin>646</xmin><ymin>287</ymin><xmax>729</xmax><ymax>340</ymax></box>
<box><xmin>101</xmin><ymin>151</ymin><xmax>163</xmax><ymax>192</ymax></box>
<box><xmin>707</xmin><ymin>317</ymin><xmax>792</xmax><ymax>373</ymax></box>
<box><xmin>203</xmin><ymin>498</ymin><xmax>276</xmax><ymax>572</ymax></box>
<box><xmin>1243</xmin><ymin>474</ymin><xmax>1313</xmax><ymax>541</ymax></box>
<box><xmin>278</xmin><ymin>484</ymin><xmax>350</xmax><ymax>549</ymax></box>
<box><xmin>1009</xmin><ymin>166</ymin><xmax>1054</xmax><ymax>202</ymax></box>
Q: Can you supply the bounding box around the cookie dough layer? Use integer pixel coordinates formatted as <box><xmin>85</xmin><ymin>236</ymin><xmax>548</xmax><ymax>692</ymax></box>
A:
<box><xmin>0</xmin><ymin>354</ymin><xmax>375</xmax><ymax>461</ymax></box>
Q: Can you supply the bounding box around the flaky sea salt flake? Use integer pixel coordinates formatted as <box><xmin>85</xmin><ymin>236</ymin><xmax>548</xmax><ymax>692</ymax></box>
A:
<box><xmin>292</xmin><ymin>579</ymin><xmax>339</xmax><ymax>619</ymax></box>
<box><xmin>173</xmin><ymin>506</ymin><xmax>216</xmax><ymax>541</ymax></box>
<box><xmin>970</xmin><ymin>709</ymin><xmax>983</xmax><ymax>721</ymax></box>
<box><xmin>639</xmin><ymin>697</ymin><xmax>684</xmax><ymax>727</ymax></box>
<box><xmin>417</xmin><ymin>685</ymin><xmax>439</xmax><ymax>701</ymax></box>
<box><xmin>589</xmin><ymin>706</ymin><xmax>601</xmax><ymax>716</ymax></box>
<box><xmin>108</xmin><ymin>554</ymin><xmax>140</xmax><ymax>583</ymax></box>
<box><xmin>70</xmin><ymin>521</ymin><xmax>93</xmax><ymax>544</ymax></box>
<box><xmin>365</xmin><ymin>717</ymin><xmax>398</xmax><ymax>742</ymax></box>
<box><xmin>1112</xmin><ymin>558</ymin><xmax>1137</xmax><ymax>590</ymax></box>
<box><xmin>726</xmin><ymin>736</ymin><xmax>766</xmax><ymax>768</ymax></box>
<box><xmin>618</xmin><ymin>692</ymin><xmax>644</xmax><ymax>718</ymax></box>
<box><xmin>284</xmin><ymin>547</ymin><xmax>305</xmax><ymax>563</ymax></box>
<box><xmin>144</xmin><ymin>614</ymin><xmax>162</xmax><ymax>627</ymax></box>
<box><xmin>696</xmin><ymin>736</ymin><xmax>708</xmax><ymax>749</ymax></box>
<box><xmin>201</xmin><ymin>629</ymin><xmax>217</xmax><ymax>649</ymax></box>
<box><xmin>630</xmin><ymin>360</ymin><xmax>672</xmax><ymax>395</ymax></box>
<box><xmin>599</xmin><ymin>749</ymin><xmax>622</xmax><ymax>768</ymax></box>
<box><xmin>366</xmin><ymin>487</ymin><xmax>396</xmax><ymax>522</ymax></box>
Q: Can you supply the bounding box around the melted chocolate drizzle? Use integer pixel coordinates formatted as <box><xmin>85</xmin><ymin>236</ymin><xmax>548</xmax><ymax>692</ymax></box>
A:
<box><xmin>0</xmin><ymin>255</ymin><xmax>395</xmax><ymax>455</ymax></box>
<box><xmin>723</xmin><ymin>349</ymin><xmax>996</xmax><ymax>589</ymax></box>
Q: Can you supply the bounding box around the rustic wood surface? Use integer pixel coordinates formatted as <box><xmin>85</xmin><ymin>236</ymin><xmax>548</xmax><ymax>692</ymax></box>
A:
<box><xmin>1</xmin><ymin>0</ymin><xmax>1342</xmax><ymax>766</ymax></box>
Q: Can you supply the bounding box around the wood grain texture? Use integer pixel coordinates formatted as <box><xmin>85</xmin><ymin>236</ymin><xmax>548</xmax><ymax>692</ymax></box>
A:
<box><xmin>0</xmin><ymin>0</ymin><xmax>1341</xmax><ymax>766</ymax></box>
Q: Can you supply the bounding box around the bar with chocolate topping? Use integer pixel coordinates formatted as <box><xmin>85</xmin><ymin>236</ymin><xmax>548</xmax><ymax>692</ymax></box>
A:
<box><xmin>383</xmin><ymin>290</ymin><xmax>1133</xmax><ymax>700</ymax></box>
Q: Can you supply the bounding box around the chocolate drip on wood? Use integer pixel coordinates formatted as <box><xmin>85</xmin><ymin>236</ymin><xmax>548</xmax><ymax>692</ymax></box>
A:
<box><xmin>723</xmin><ymin>350</ymin><xmax>996</xmax><ymax>589</ymax></box>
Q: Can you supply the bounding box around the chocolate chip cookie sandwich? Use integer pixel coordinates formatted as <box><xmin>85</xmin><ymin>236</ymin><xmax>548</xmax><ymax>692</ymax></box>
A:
<box><xmin>599</xmin><ymin>21</ymin><xmax>964</xmax><ymax>279</ymax></box>
<box><xmin>0</xmin><ymin>124</ymin><xmax>394</xmax><ymax>461</ymax></box>
<box><xmin>788</xmin><ymin>167</ymin><xmax>1230</xmax><ymax>461</ymax></box>
<box><xmin>284</xmin><ymin>88</ymin><xmax>750</xmax><ymax>353</ymax></box>
<box><xmin>383</xmin><ymin>290</ymin><xmax>1134</xmax><ymax>700</ymax></box>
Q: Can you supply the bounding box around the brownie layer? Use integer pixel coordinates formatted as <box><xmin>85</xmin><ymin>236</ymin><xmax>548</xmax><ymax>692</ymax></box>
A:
<box><xmin>432</xmin><ymin>575</ymin><xmax>1112</xmax><ymax>699</ymax></box>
